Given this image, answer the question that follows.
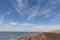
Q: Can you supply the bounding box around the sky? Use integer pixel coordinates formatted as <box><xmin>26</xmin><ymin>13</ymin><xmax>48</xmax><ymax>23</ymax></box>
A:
<box><xmin>0</xmin><ymin>0</ymin><xmax>60</xmax><ymax>32</ymax></box>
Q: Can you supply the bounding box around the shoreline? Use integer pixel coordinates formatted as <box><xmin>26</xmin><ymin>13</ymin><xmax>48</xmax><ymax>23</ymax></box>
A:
<box><xmin>10</xmin><ymin>32</ymin><xmax>60</xmax><ymax>40</ymax></box>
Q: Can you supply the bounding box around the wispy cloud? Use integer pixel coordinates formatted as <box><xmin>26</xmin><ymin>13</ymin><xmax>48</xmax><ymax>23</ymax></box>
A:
<box><xmin>9</xmin><ymin>22</ymin><xmax>19</xmax><ymax>26</ymax></box>
<box><xmin>27</xmin><ymin>1</ymin><xmax>57</xmax><ymax>21</ymax></box>
<box><xmin>10</xmin><ymin>0</ymin><xmax>29</xmax><ymax>15</ymax></box>
<box><xmin>1</xmin><ymin>10</ymin><xmax>11</xmax><ymax>18</ymax></box>
<box><xmin>16</xmin><ymin>0</ymin><xmax>29</xmax><ymax>11</ymax></box>
<box><xmin>27</xmin><ymin>6</ymin><xmax>40</xmax><ymax>21</ymax></box>
<box><xmin>0</xmin><ymin>21</ymin><xmax>60</xmax><ymax>32</ymax></box>
<box><xmin>9</xmin><ymin>22</ymin><xmax>34</xmax><ymax>27</ymax></box>
<box><xmin>0</xmin><ymin>10</ymin><xmax>11</xmax><ymax>25</ymax></box>
<box><xmin>50</xmin><ymin>17</ymin><xmax>60</xmax><ymax>23</ymax></box>
<box><xmin>10</xmin><ymin>0</ymin><xmax>41</xmax><ymax>21</ymax></box>
<box><xmin>49</xmin><ymin>0</ymin><xmax>60</xmax><ymax>4</ymax></box>
<box><xmin>42</xmin><ymin>3</ymin><xmax>58</xmax><ymax>18</ymax></box>
<box><xmin>43</xmin><ymin>8</ymin><xmax>55</xmax><ymax>18</ymax></box>
<box><xmin>48</xmin><ymin>13</ymin><xmax>60</xmax><ymax>24</ymax></box>
<box><xmin>31</xmin><ymin>24</ymin><xmax>60</xmax><ymax>32</ymax></box>
<box><xmin>10</xmin><ymin>0</ymin><xmax>60</xmax><ymax>24</ymax></box>
<box><xmin>0</xmin><ymin>18</ymin><xmax>4</xmax><ymax>24</ymax></box>
<box><xmin>0</xmin><ymin>22</ymin><xmax>34</xmax><ymax>31</ymax></box>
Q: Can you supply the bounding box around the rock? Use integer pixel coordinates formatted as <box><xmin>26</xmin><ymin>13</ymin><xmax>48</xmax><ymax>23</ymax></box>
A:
<box><xmin>10</xmin><ymin>32</ymin><xmax>60</xmax><ymax>40</ymax></box>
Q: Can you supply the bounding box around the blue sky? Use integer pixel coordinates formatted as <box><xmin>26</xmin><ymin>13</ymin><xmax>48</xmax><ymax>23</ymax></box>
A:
<box><xmin>0</xmin><ymin>0</ymin><xmax>60</xmax><ymax>32</ymax></box>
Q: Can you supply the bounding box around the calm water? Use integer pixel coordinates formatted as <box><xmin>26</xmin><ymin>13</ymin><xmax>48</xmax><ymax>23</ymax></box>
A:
<box><xmin>0</xmin><ymin>32</ymin><xmax>36</xmax><ymax>40</ymax></box>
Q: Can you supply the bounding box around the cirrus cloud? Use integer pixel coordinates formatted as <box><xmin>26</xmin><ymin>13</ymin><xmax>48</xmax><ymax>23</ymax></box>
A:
<box><xmin>0</xmin><ymin>22</ymin><xmax>60</xmax><ymax>32</ymax></box>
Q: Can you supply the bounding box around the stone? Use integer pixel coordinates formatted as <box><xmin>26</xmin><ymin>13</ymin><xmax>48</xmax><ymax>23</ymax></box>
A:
<box><xmin>10</xmin><ymin>32</ymin><xmax>60</xmax><ymax>40</ymax></box>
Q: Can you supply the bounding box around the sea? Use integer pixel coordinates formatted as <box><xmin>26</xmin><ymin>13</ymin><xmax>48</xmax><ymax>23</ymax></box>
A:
<box><xmin>0</xmin><ymin>32</ymin><xmax>37</xmax><ymax>40</ymax></box>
